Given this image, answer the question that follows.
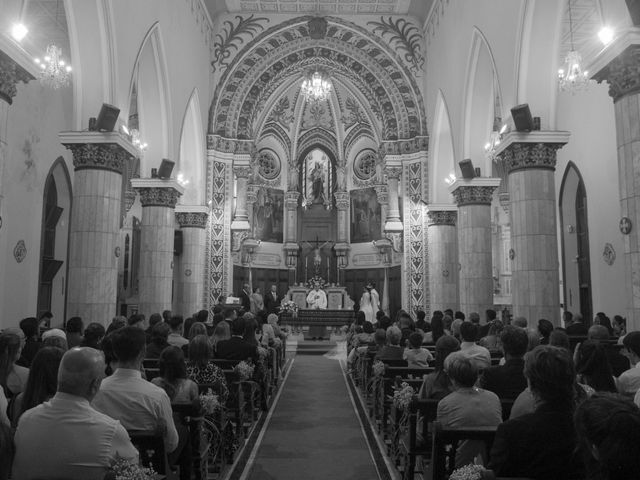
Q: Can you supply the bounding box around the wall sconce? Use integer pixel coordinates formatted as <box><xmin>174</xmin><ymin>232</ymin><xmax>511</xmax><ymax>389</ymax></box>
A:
<box><xmin>373</xmin><ymin>238</ymin><xmax>393</xmax><ymax>265</ymax></box>
<box><xmin>241</xmin><ymin>237</ymin><xmax>261</xmax><ymax>265</ymax></box>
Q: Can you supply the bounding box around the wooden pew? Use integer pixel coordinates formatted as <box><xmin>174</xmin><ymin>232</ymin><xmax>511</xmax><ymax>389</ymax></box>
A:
<box><xmin>172</xmin><ymin>403</ymin><xmax>204</xmax><ymax>480</ymax></box>
<box><xmin>397</xmin><ymin>397</ymin><xmax>439</xmax><ymax>480</ymax></box>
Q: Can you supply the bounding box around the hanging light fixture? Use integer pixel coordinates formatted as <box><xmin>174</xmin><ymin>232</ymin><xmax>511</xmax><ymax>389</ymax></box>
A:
<box><xmin>301</xmin><ymin>69</ymin><xmax>332</xmax><ymax>102</ymax></box>
<box><xmin>34</xmin><ymin>0</ymin><xmax>72</xmax><ymax>89</ymax></box>
<box><xmin>558</xmin><ymin>0</ymin><xmax>590</xmax><ymax>93</ymax></box>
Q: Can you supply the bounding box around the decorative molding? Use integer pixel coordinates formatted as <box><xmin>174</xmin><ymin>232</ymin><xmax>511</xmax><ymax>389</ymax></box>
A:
<box><xmin>496</xmin><ymin>142</ymin><xmax>565</xmax><ymax>174</ymax></box>
<box><xmin>427</xmin><ymin>210</ymin><xmax>457</xmax><ymax>226</ymax></box>
<box><xmin>211</xmin><ymin>15</ymin><xmax>269</xmax><ymax>73</ymax></box>
<box><xmin>13</xmin><ymin>239</ymin><xmax>26</xmax><ymax>263</ymax></box>
<box><xmin>136</xmin><ymin>187</ymin><xmax>182</xmax><ymax>208</ymax></box>
<box><xmin>593</xmin><ymin>44</ymin><xmax>640</xmax><ymax>102</ymax></box>
<box><xmin>367</xmin><ymin>17</ymin><xmax>424</xmax><ymax>75</ymax></box>
<box><xmin>404</xmin><ymin>161</ymin><xmax>427</xmax><ymax>315</ymax></box>
<box><xmin>62</xmin><ymin>142</ymin><xmax>134</xmax><ymax>175</ymax></box>
<box><xmin>374</xmin><ymin>184</ymin><xmax>389</xmax><ymax>205</ymax></box>
<box><xmin>229</xmin><ymin>1</ymin><xmax>410</xmax><ymax>15</ymax></box>
<box><xmin>334</xmin><ymin>190</ymin><xmax>350</xmax><ymax>210</ymax></box>
<box><xmin>384</xmin><ymin>166</ymin><xmax>403</xmax><ymax>180</ymax></box>
<box><xmin>0</xmin><ymin>50</ymin><xmax>35</xmax><ymax>105</ymax></box>
<box><xmin>266</xmin><ymin>96</ymin><xmax>294</xmax><ymax>130</ymax></box>
<box><xmin>450</xmin><ymin>185</ymin><xmax>497</xmax><ymax>206</ymax></box>
<box><xmin>176</xmin><ymin>211</ymin><xmax>208</xmax><ymax>228</ymax></box>
<box><xmin>308</xmin><ymin>16</ymin><xmax>328</xmax><ymax>39</ymax></box>
<box><xmin>233</xmin><ymin>166</ymin><xmax>252</xmax><ymax>179</ymax></box>
<box><xmin>379</xmin><ymin>136</ymin><xmax>429</xmax><ymax>155</ymax></box>
<box><xmin>207</xmin><ymin>135</ymin><xmax>255</xmax><ymax>154</ymax></box>
<box><xmin>603</xmin><ymin>243</ymin><xmax>616</xmax><ymax>266</ymax></box>
<box><xmin>284</xmin><ymin>190</ymin><xmax>300</xmax><ymax>210</ymax></box>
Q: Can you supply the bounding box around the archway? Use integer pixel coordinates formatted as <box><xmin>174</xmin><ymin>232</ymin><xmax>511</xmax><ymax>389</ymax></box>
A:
<box><xmin>560</xmin><ymin>162</ymin><xmax>592</xmax><ymax>321</ymax></box>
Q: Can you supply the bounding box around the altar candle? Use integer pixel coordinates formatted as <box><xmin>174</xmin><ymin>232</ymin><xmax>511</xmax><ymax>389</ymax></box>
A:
<box><xmin>327</xmin><ymin>261</ymin><xmax>329</xmax><ymax>281</ymax></box>
<box><xmin>305</xmin><ymin>257</ymin><xmax>308</xmax><ymax>281</ymax></box>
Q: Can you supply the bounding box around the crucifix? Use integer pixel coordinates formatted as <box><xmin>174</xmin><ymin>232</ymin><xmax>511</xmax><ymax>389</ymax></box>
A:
<box><xmin>299</xmin><ymin>236</ymin><xmax>334</xmax><ymax>280</ymax></box>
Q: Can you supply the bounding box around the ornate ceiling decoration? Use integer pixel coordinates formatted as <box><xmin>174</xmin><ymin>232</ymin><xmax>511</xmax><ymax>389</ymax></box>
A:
<box><xmin>209</xmin><ymin>15</ymin><xmax>427</xmax><ymax>142</ymax></box>
<box><xmin>223</xmin><ymin>0</ymin><xmax>410</xmax><ymax>15</ymax></box>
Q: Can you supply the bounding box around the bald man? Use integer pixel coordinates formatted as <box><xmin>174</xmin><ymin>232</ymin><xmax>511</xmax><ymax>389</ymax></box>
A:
<box><xmin>12</xmin><ymin>347</ymin><xmax>138</xmax><ymax>480</ymax></box>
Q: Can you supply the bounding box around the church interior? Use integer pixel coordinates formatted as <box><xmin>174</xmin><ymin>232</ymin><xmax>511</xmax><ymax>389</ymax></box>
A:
<box><xmin>4</xmin><ymin>1</ymin><xmax>640</xmax><ymax>479</ymax></box>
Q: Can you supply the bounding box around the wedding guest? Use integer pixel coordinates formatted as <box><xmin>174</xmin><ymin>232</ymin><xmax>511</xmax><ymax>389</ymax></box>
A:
<box><xmin>242</xmin><ymin>314</ymin><xmax>260</xmax><ymax>347</ymax></box>
<box><xmin>211</xmin><ymin>322</ymin><xmax>231</xmax><ymax>354</ymax></box>
<box><xmin>617</xmin><ymin>331</ymin><xmax>640</xmax><ymax>397</ymax></box>
<box><xmin>42</xmin><ymin>328</ymin><xmax>68</xmax><ymax>351</ymax></box>
<box><xmin>478</xmin><ymin>320</ymin><xmax>503</xmax><ymax>350</ymax></box>
<box><xmin>250</xmin><ymin>287</ymin><xmax>265</xmax><ymax>314</ymax></box>
<box><xmin>575</xmin><ymin>393</ymin><xmax>640</xmax><ymax>480</ymax></box>
<box><xmin>588</xmin><ymin>325</ymin><xmax>629</xmax><ymax>377</ymax></box>
<box><xmin>549</xmin><ymin>329</ymin><xmax>571</xmax><ymax>351</ymax></box>
<box><xmin>183</xmin><ymin>317</ymin><xmax>195</xmax><ymax>339</ymax></box>
<box><xmin>65</xmin><ymin>317</ymin><xmax>84</xmax><ymax>349</ymax></box>
<box><xmin>162</xmin><ymin>310</ymin><xmax>172</xmax><ymax>323</ymax></box>
<box><xmin>167</xmin><ymin>315</ymin><xmax>189</xmax><ymax>348</ymax></box>
<box><xmin>93</xmin><ymin>327</ymin><xmax>178</xmax><ymax>454</ymax></box>
<box><xmin>105</xmin><ymin>316</ymin><xmax>126</xmax><ymax>336</ymax></box>
<box><xmin>613</xmin><ymin>315</ymin><xmax>626</xmax><ymax>338</ymax></box>
<box><xmin>146</xmin><ymin>322</ymin><xmax>171</xmax><ymax>359</ymax></box>
<box><xmin>593</xmin><ymin>312</ymin><xmax>614</xmax><ymax>336</ymax></box>
<box><xmin>480</xmin><ymin>326</ymin><xmax>528</xmax><ymax>399</ymax></box>
<box><xmin>512</xmin><ymin>316</ymin><xmax>528</xmax><ymax>328</ymax></box>
<box><xmin>81</xmin><ymin>323</ymin><xmax>106</xmax><ymax>350</ymax></box>
<box><xmin>489</xmin><ymin>345</ymin><xmax>585</xmax><ymax>479</ymax></box>
<box><xmin>479</xmin><ymin>309</ymin><xmax>498</xmax><ymax>338</ymax></box>
<box><xmin>374</xmin><ymin>326</ymin><xmax>404</xmax><ymax>361</ymax></box>
<box><xmin>419</xmin><ymin>335</ymin><xmax>460</xmax><ymax>400</ymax></box>
<box><xmin>566</xmin><ymin>312</ymin><xmax>588</xmax><ymax>335</ymax></box>
<box><xmin>17</xmin><ymin>317</ymin><xmax>40</xmax><ymax>368</ymax></box>
<box><xmin>415</xmin><ymin>310</ymin><xmax>429</xmax><ymax>332</ymax></box>
<box><xmin>10</xmin><ymin>346</ymin><xmax>64</xmax><ymax>427</ymax></box>
<box><xmin>187</xmin><ymin>321</ymin><xmax>208</xmax><ymax>341</ymax></box>
<box><xmin>424</xmin><ymin>315</ymin><xmax>445</xmax><ymax>344</ymax></box>
<box><xmin>437</xmin><ymin>352</ymin><xmax>502</xmax><ymax>467</ymax></box>
<box><xmin>186</xmin><ymin>335</ymin><xmax>228</xmax><ymax>402</ymax></box>
<box><xmin>574</xmin><ymin>340</ymin><xmax>616</xmax><ymax>393</ymax></box>
<box><xmin>459</xmin><ymin>322</ymin><xmax>491</xmax><ymax>370</ymax></box>
<box><xmin>537</xmin><ymin>318</ymin><xmax>554</xmax><ymax>345</ymax></box>
<box><xmin>127</xmin><ymin>314</ymin><xmax>146</xmax><ymax>330</ymax></box>
<box><xmin>403</xmin><ymin>332</ymin><xmax>433</xmax><ymax>367</ymax></box>
<box><xmin>0</xmin><ymin>332</ymin><xmax>28</xmax><ymax>397</ymax></box>
<box><xmin>240</xmin><ymin>283</ymin><xmax>252</xmax><ymax>312</ymax></box>
<box><xmin>267</xmin><ymin>313</ymin><xmax>285</xmax><ymax>340</ymax></box>
<box><xmin>264</xmin><ymin>285</ymin><xmax>281</xmax><ymax>314</ymax></box>
<box><xmin>12</xmin><ymin>348</ymin><xmax>138</xmax><ymax>479</ymax></box>
<box><xmin>216</xmin><ymin>317</ymin><xmax>259</xmax><ymax>362</ymax></box>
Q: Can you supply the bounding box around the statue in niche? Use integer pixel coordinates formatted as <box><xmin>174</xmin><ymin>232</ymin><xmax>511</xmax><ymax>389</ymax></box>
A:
<box><xmin>309</xmin><ymin>162</ymin><xmax>325</xmax><ymax>204</ymax></box>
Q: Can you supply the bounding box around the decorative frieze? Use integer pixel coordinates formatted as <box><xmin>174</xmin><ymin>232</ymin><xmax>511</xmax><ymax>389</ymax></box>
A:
<box><xmin>427</xmin><ymin>210</ymin><xmax>457</xmax><ymax>226</ymax></box>
<box><xmin>136</xmin><ymin>187</ymin><xmax>182</xmax><ymax>208</ymax></box>
<box><xmin>593</xmin><ymin>44</ymin><xmax>640</xmax><ymax>102</ymax></box>
<box><xmin>176</xmin><ymin>211</ymin><xmax>208</xmax><ymax>229</ymax></box>
<box><xmin>233</xmin><ymin>166</ymin><xmax>252</xmax><ymax>179</ymax></box>
<box><xmin>384</xmin><ymin>166</ymin><xmax>403</xmax><ymax>180</ymax></box>
<box><xmin>207</xmin><ymin>135</ymin><xmax>255</xmax><ymax>154</ymax></box>
<box><xmin>374</xmin><ymin>184</ymin><xmax>389</xmax><ymax>204</ymax></box>
<box><xmin>334</xmin><ymin>190</ymin><xmax>350</xmax><ymax>211</ymax></box>
<box><xmin>63</xmin><ymin>143</ymin><xmax>134</xmax><ymax>175</ymax></box>
<box><xmin>451</xmin><ymin>185</ymin><xmax>497</xmax><ymax>206</ymax></box>
<box><xmin>285</xmin><ymin>190</ymin><xmax>300</xmax><ymax>210</ymax></box>
<box><xmin>496</xmin><ymin>142</ymin><xmax>564</xmax><ymax>174</ymax></box>
<box><xmin>0</xmin><ymin>50</ymin><xmax>34</xmax><ymax>105</ymax></box>
<box><xmin>379</xmin><ymin>136</ymin><xmax>429</xmax><ymax>155</ymax></box>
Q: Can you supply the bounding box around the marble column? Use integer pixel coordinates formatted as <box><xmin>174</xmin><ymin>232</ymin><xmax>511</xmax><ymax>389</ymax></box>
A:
<box><xmin>334</xmin><ymin>190</ymin><xmax>350</xmax><ymax>287</ymax></box>
<box><xmin>496</xmin><ymin>132</ymin><xmax>569</xmax><ymax>325</ymax></box>
<box><xmin>60</xmin><ymin>132</ymin><xmax>136</xmax><ymax>324</ymax></box>
<box><xmin>231</xmin><ymin>166</ymin><xmax>251</xmax><ymax>230</ymax></box>
<box><xmin>384</xmin><ymin>166</ymin><xmax>403</xmax><ymax>232</ymax></box>
<box><xmin>449</xmin><ymin>178</ymin><xmax>501</xmax><ymax>316</ymax></box>
<box><xmin>131</xmin><ymin>179</ymin><xmax>184</xmax><ymax>316</ymax></box>
<box><xmin>594</xmin><ymin>41</ymin><xmax>640</xmax><ymax>329</ymax></box>
<box><xmin>175</xmin><ymin>206</ymin><xmax>208</xmax><ymax>317</ymax></box>
<box><xmin>375</xmin><ymin>184</ymin><xmax>389</xmax><ymax>233</ymax></box>
<box><xmin>283</xmin><ymin>190</ymin><xmax>300</xmax><ymax>283</ymax></box>
<box><xmin>427</xmin><ymin>205</ymin><xmax>459</xmax><ymax>312</ymax></box>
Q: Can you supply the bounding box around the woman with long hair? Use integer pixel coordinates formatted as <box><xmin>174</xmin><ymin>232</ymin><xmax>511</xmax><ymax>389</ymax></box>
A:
<box><xmin>419</xmin><ymin>335</ymin><xmax>460</xmax><ymax>400</ymax></box>
<box><xmin>187</xmin><ymin>321</ymin><xmax>208</xmax><ymax>341</ymax></box>
<box><xmin>575</xmin><ymin>340</ymin><xmax>617</xmax><ymax>393</ymax></box>
<box><xmin>211</xmin><ymin>322</ymin><xmax>230</xmax><ymax>354</ymax></box>
<box><xmin>0</xmin><ymin>333</ymin><xmax>28</xmax><ymax>397</ymax></box>
<box><xmin>250</xmin><ymin>287</ymin><xmax>264</xmax><ymax>314</ymax></box>
<box><xmin>186</xmin><ymin>335</ymin><xmax>229</xmax><ymax>403</ymax></box>
<box><xmin>10</xmin><ymin>347</ymin><xmax>64</xmax><ymax>427</ymax></box>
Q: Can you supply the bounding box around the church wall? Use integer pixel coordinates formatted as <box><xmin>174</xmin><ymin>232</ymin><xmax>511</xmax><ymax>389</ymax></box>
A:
<box><xmin>1</xmin><ymin>83</ymin><xmax>74</xmax><ymax>329</ymax></box>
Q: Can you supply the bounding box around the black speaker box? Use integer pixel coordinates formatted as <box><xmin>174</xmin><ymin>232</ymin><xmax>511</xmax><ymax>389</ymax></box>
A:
<box><xmin>627</xmin><ymin>0</ymin><xmax>640</xmax><ymax>26</ymax></box>
<box><xmin>158</xmin><ymin>159</ymin><xmax>175</xmax><ymax>180</ymax></box>
<box><xmin>459</xmin><ymin>159</ymin><xmax>476</xmax><ymax>179</ymax></box>
<box><xmin>95</xmin><ymin>103</ymin><xmax>120</xmax><ymax>132</ymax></box>
<box><xmin>511</xmin><ymin>104</ymin><xmax>534</xmax><ymax>132</ymax></box>
<box><xmin>174</xmin><ymin>230</ymin><xmax>183</xmax><ymax>256</ymax></box>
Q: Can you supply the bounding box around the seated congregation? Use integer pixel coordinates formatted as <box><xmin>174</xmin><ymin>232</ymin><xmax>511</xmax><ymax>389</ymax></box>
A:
<box><xmin>347</xmin><ymin>309</ymin><xmax>640</xmax><ymax>480</ymax></box>
<box><xmin>0</xmin><ymin>307</ymin><xmax>286</xmax><ymax>480</ymax></box>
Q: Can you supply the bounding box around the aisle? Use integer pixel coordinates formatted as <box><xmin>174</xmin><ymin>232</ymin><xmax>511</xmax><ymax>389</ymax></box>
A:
<box><xmin>243</xmin><ymin>355</ymin><xmax>381</xmax><ymax>480</ymax></box>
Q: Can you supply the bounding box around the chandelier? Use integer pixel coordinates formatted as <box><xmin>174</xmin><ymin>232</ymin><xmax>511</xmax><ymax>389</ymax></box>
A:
<box><xmin>301</xmin><ymin>69</ymin><xmax>332</xmax><ymax>102</ymax></box>
<box><xmin>557</xmin><ymin>1</ymin><xmax>589</xmax><ymax>93</ymax></box>
<box><xmin>34</xmin><ymin>44</ymin><xmax>72</xmax><ymax>89</ymax></box>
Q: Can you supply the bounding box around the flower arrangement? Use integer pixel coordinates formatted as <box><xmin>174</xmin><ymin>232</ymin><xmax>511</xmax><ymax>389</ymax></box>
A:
<box><xmin>372</xmin><ymin>360</ymin><xmax>385</xmax><ymax>377</ymax></box>
<box><xmin>110</xmin><ymin>458</ymin><xmax>155</xmax><ymax>480</ymax></box>
<box><xmin>279</xmin><ymin>299</ymin><xmax>299</xmax><ymax>314</ymax></box>
<box><xmin>392</xmin><ymin>382</ymin><xmax>415</xmax><ymax>410</ymax></box>
<box><xmin>199</xmin><ymin>388</ymin><xmax>221</xmax><ymax>415</ymax></box>
<box><xmin>449</xmin><ymin>464</ymin><xmax>486</xmax><ymax>480</ymax></box>
<box><xmin>306</xmin><ymin>275</ymin><xmax>326</xmax><ymax>290</ymax></box>
<box><xmin>233</xmin><ymin>360</ymin><xmax>255</xmax><ymax>380</ymax></box>
<box><xmin>257</xmin><ymin>346</ymin><xmax>269</xmax><ymax>359</ymax></box>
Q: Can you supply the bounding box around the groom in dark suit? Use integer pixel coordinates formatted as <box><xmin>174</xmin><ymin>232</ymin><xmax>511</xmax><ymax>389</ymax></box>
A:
<box><xmin>239</xmin><ymin>283</ymin><xmax>251</xmax><ymax>312</ymax></box>
<box><xmin>264</xmin><ymin>284</ymin><xmax>281</xmax><ymax>314</ymax></box>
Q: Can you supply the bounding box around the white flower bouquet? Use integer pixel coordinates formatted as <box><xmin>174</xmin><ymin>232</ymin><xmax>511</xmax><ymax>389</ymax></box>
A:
<box><xmin>392</xmin><ymin>382</ymin><xmax>415</xmax><ymax>411</ymax></box>
<box><xmin>233</xmin><ymin>360</ymin><xmax>255</xmax><ymax>380</ymax></box>
<box><xmin>199</xmin><ymin>388</ymin><xmax>220</xmax><ymax>415</ymax></box>
<box><xmin>110</xmin><ymin>458</ymin><xmax>155</xmax><ymax>480</ymax></box>
<box><xmin>449</xmin><ymin>464</ymin><xmax>485</xmax><ymax>480</ymax></box>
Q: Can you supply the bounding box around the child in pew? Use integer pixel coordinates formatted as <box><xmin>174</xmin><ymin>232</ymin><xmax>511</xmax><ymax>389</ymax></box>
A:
<box><xmin>404</xmin><ymin>332</ymin><xmax>434</xmax><ymax>367</ymax></box>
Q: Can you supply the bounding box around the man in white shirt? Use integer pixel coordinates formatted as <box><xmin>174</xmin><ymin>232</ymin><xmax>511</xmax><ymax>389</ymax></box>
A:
<box><xmin>459</xmin><ymin>321</ymin><xmax>491</xmax><ymax>370</ymax></box>
<box><xmin>618</xmin><ymin>331</ymin><xmax>640</xmax><ymax>397</ymax></box>
<box><xmin>93</xmin><ymin>327</ymin><xmax>179</xmax><ymax>453</ymax></box>
<box><xmin>167</xmin><ymin>315</ymin><xmax>189</xmax><ymax>347</ymax></box>
<box><xmin>13</xmin><ymin>347</ymin><xmax>138</xmax><ymax>479</ymax></box>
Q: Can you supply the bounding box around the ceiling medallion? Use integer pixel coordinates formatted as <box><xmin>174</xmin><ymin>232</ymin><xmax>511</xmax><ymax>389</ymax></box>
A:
<box><xmin>301</xmin><ymin>69</ymin><xmax>332</xmax><ymax>103</ymax></box>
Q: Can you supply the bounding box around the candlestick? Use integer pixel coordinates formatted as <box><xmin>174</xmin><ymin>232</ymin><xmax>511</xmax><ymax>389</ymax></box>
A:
<box><xmin>305</xmin><ymin>257</ymin><xmax>308</xmax><ymax>282</ymax></box>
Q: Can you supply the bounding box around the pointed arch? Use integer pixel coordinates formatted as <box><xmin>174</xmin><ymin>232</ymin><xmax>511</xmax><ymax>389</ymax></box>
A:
<box><xmin>462</xmin><ymin>27</ymin><xmax>504</xmax><ymax>174</ymax></box>
<box><xmin>178</xmin><ymin>88</ymin><xmax>205</xmax><ymax>205</ymax></box>
<box><xmin>128</xmin><ymin>22</ymin><xmax>173</xmax><ymax>175</ymax></box>
<box><xmin>430</xmin><ymin>90</ymin><xmax>456</xmax><ymax>203</ymax></box>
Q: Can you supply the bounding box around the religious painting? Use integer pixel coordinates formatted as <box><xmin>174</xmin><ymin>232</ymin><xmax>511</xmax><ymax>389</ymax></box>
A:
<box><xmin>303</xmin><ymin>149</ymin><xmax>332</xmax><ymax>208</ymax></box>
<box><xmin>252</xmin><ymin>187</ymin><xmax>284</xmax><ymax>243</ymax></box>
<box><xmin>350</xmin><ymin>187</ymin><xmax>382</xmax><ymax>242</ymax></box>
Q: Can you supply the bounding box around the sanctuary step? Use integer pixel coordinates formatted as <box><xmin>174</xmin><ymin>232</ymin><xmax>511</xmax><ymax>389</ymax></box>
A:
<box><xmin>296</xmin><ymin>340</ymin><xmax>337</xmax><ymax>355</ymax></box>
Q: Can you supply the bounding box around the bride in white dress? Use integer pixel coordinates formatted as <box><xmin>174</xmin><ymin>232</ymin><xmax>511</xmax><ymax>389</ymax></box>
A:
<box><xmin>360</xmin><ymin>286</ymin><xmax>375</xmax><ymax>324</ymax></box>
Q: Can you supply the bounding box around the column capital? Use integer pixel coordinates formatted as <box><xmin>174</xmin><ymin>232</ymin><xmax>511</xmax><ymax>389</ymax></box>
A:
<box><xmin>384</xmin><ymin>166</ymin><xmax>403</xmax><ymax>180</ymax></box>
<box><xmin>247</xmin><ymin>184</ymin><xmax>258</xmax><ymax>204</ymax></box>
<box><xmin>374</xmin><ymin>184</ymin><xmax>389</xmax><ymax>204</ymax></box>
<box><xmin>233</xmin><ymin>166</ymin><xmax>252</xmax><ymax>179</ymax></box>
<box><xmin>175</xmin><ymin>209</ymin><xmax>208</xmax><ymax>229</ymax></box>
<box><xmin>591</xmin><ymin>34</ymin><xmax>640</xmax><ymax>102</ymax></box>
<box><xmin>494</xmin><ymin>131</ymin><xmax>570</xmax><ymax>174</ymax></box>
<box><xmin>285</xmin><ymin>190</ymin><xmax>300</xmax><ymax>210</ymax></box>
<box><xmin>131</xmin><ymin>179</ymin><xmax>184</xmax><ymax>208</ymax></box>
<box><xmin>427</xmin><ymin>205</ymin><xmax>457</xmax><ymax>226</ymax></box>
<box><xmin>60</xmin><ymin>132</ymin><xmax>138</xmax><ymax>175</ymax></box>
<box><xmin>449</xmin><ymin>178</ymin><xmax>501</xmax><ymax>207</ymax></box>
<box><xmin>334</xmin><ymin>190</ymin><xmax>350</xmax><ymax>210</ymax></box>
<box><xmin>0</xmin><ymin>49</ymin><xmax>35</xmax><ymax>105</ymax></box>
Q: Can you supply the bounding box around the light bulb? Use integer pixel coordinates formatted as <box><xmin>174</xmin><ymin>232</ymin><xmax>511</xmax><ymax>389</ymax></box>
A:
<box><xmin>11</xmin><ymin>23</ymin><xmax>28</xmax><ymax>41</ymax></box>
<box><xmin>598</xmin><ymin>26</ymin><xmax>614</xmax><ymax>45</ymax></box>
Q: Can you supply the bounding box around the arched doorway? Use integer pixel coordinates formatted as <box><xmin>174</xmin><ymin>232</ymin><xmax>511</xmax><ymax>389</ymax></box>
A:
<box><xmin>560</xmin><ymin>162</ymin><xmax>592</xmax><ymax>321</ymax></box>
